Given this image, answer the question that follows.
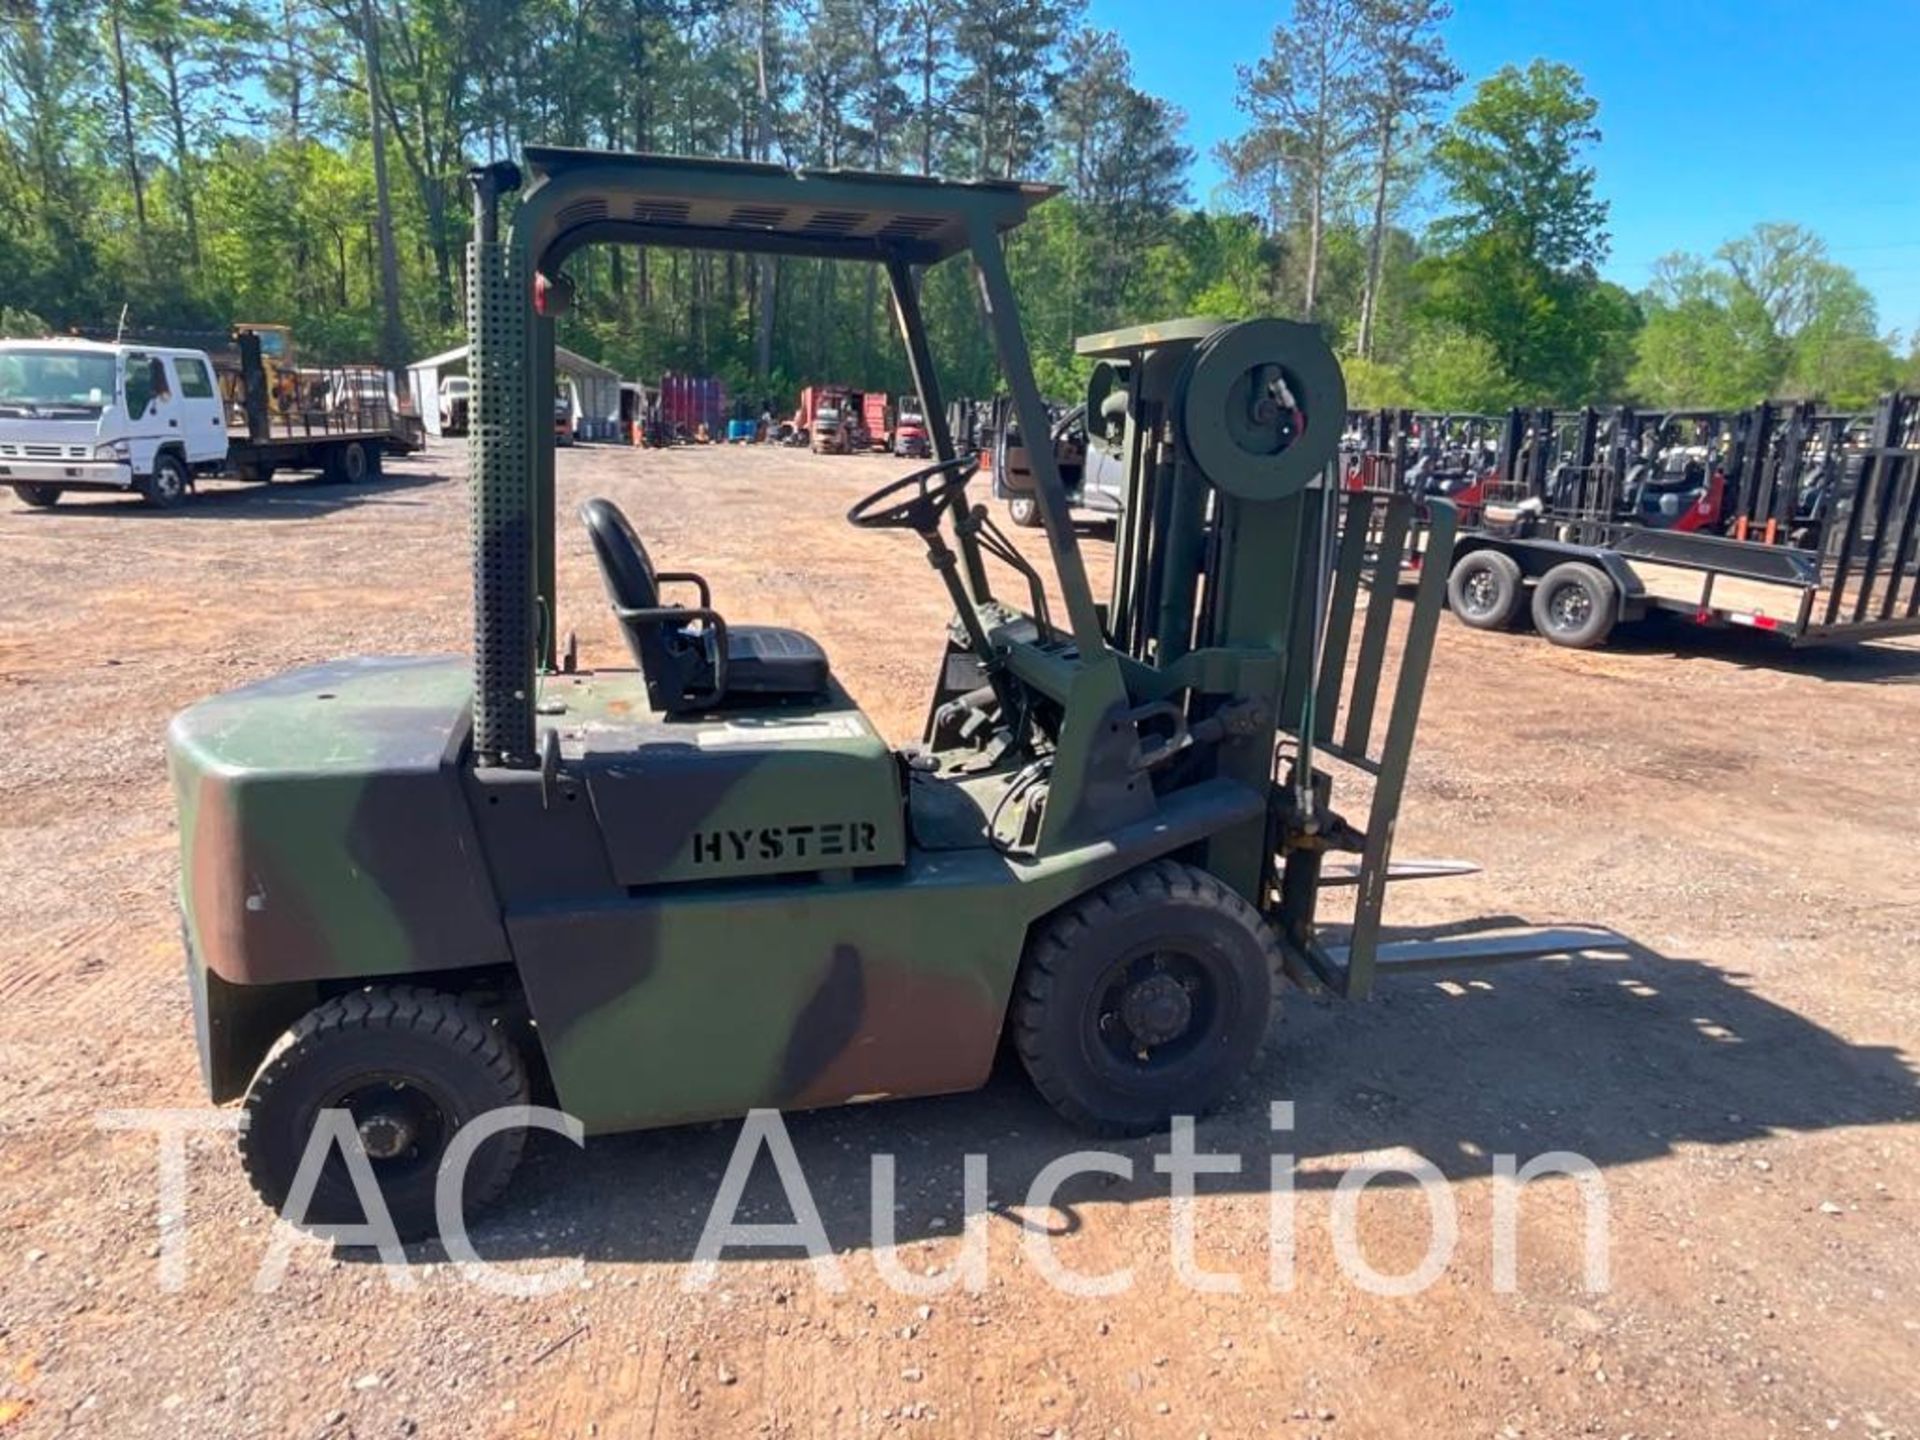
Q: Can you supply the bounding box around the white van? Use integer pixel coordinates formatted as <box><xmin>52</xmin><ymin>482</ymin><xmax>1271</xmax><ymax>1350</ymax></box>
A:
<box><xmin>0</xmin><ymin>338</ymin><xmax>227</xmax><ymax>506</ymax></box>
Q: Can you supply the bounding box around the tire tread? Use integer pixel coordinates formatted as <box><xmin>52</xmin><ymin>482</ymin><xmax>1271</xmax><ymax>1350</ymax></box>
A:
<box><xmin>237</xmin><ymin>985</ymin><xmax>531</xmax><ymax>1224</ymax></box>
<box><xmin>1012</xmin><ymin>860</ymin><xmax>1284</xmax><ymax>1137</ymax></box>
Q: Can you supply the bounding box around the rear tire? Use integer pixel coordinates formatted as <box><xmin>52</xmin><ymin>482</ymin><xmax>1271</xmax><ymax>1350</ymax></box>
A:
<box><xmin>140</xmin><ymin>452</ymin><xmax>190</xmax><ymax>508</ymax></box>
<box><xmin>1447</xmin><ymin>550</ymin><xmax>1524</xmax><ymax>630</ymax></box>
<box><xmin>339</xmin><ymin>440</ymin><xmax>370</xmax><ymax>483</ymax></box>
<box><xmin>1531</xmin><ymin>561</ymin><xmax>1617</xmax><ymax>648</ymax></box>
<box><xmin>12</xmin><ymin>483</ymin><xmax>62</xmax><ymax>509</ymax></box>
<box><xmin>1012</xmin><ymin>860</ymin><xmax>1282</xmax><ymax>1136</ymax></box>
<box><xmin>238</xmin><ymin>985</ymin><xmax>532</xmax><ymax>1243</ymax></box>
<box><xmin>1007</xmin><ymin>495</ymin><xmax>1042</xmax><ymax>528</ymax></box>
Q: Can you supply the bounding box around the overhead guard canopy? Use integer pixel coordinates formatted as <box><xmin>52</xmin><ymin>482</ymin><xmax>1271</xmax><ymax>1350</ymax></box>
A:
<box><xmin>519</xmin><ymin>146</ymin><xmax>1060</xmax><ymax>269</ymax></box>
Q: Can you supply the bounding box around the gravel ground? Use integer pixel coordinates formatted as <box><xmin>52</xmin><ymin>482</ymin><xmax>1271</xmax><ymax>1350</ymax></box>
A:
<box><xmin>0</xmin><ymin>438</ymin><xmax>1916</xmax><ymax>1439</ymax></box>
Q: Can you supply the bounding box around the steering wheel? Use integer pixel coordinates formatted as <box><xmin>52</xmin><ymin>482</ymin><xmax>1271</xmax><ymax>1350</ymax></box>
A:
<box><xmin>846</xmin><ymin>456</ymin><xmax>979</xmax><ymax>532</ymax></box>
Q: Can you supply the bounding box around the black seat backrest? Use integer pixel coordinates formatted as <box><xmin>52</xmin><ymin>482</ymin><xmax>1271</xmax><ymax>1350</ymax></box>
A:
<box><xmin>579</xmin><ymin>497</ymin><xmax>706</xmax><ymax>710</ymax></box>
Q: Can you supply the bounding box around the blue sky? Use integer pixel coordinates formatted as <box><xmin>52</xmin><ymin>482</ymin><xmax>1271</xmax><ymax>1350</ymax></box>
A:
<box><xmin>1085</xmin><ymin>0</ymin><xmax>1920</xmax><ymax>338</ymax></box>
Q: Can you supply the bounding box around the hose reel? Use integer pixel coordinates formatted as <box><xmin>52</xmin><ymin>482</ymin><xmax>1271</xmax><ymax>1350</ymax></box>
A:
<box><xmin>1175</xmin><ymin>318</ymin><xmax>1346</xmax><ymax>502</ymax></box>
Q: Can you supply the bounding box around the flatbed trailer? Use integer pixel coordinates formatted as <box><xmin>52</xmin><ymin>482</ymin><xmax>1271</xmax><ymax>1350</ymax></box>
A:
<box><xmin>1365</xmin><ymin>394</ymin><xmax>1920</xmax><ymax>650</ymax></box>
<box><xmin>220</xmin><ymin>330</ymin><xmax>425</xmax><ymax>483</ymax></box>
<box><xmin>1444</xmin><ymin>519</ymin><xmax>1920</xmax><ymax>647</ymax></box>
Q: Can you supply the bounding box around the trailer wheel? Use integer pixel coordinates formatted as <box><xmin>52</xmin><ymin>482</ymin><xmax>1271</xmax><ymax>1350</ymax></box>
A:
<box><xmin>1012</xmin><ymin>859</ymin><xmax>1282</xmax><ymax>1137</ymax></box>
<box><xmin>338</xmin><ymin>440</ymin><xmax>370</xmax><ymax>483</ymax></box>
<box><xmin>12</xmin><ymin>483</ymin><xmax>62</xmax><ymax>509</ymax></box>
<box><xmin>238</xmin><ymin>985</ymin><xmax>532</xmax><ymax>1243</ymax></box>
<box><xmin>140</xmin><ymin>452</ymin><xmax>190</xmax><ymax>508</ymax></box>
<box><xmin>1531</xmin><ymin>561</ymin><xmax>1617</xmax><ymax>649</ymax></box>
<box><xmin>1446</xmin><ymin>550</ymin><xmax>1524</xmax><ymax>629</ymax></box>
<box><xmin>1007</xmin><ymin>495</ymin><xmax>1042</xmax><ymax>528</ymax></box>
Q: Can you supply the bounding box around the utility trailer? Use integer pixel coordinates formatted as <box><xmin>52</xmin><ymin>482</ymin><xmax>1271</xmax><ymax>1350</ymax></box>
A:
<box><xmin>224</xmin><ymin>329</ymin><xmax>425</xmax><ymax>484</ymax></box>
<box><xmin>1353</xmin><ymin>397</ymin><xmax>1920</xmax><ymax>650</ymax></box>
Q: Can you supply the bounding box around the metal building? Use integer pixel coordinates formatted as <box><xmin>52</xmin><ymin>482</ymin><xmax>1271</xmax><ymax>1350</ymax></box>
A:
<box><xmin>406</xmin><ymin>343</ymin><xmax>623</xmax><ymax>440</ymax></box>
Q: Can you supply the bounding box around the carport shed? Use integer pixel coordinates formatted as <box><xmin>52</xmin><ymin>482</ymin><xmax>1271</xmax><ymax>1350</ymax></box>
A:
<box><xmin>407</xmin><ymin>343</ymin><xmax>623</xmax><ymax>440</ymax></box>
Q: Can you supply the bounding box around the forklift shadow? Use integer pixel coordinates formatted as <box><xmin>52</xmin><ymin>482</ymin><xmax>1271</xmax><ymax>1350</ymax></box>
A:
<box><xmin>1602</xmin><ymin>614</ymin><xmax>1920</xmax><ymax>684</ymax></box>
<box><xmin>433</xmin><ymin>921</ymin><xmax>1918</xmax><ymax>1269</ymax></box>
<box><xmin>15</xmin><ymin>463</ymin><xmax>449</xmax><ymax>521</ymax></box>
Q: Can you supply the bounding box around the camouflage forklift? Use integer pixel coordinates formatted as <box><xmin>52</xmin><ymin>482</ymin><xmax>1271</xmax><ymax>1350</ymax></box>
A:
<box><xmin>167</xmin><ymin>149</ymin><xmax>1451</xmax><ymax>1238</ymax></box>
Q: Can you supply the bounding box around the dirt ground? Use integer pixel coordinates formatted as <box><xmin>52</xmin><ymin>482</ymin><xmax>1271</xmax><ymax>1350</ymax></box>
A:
<box><xmin>1</xmin><ymin>439</ymin><xmax>1917</xmax><ymax>1440</ymax></box>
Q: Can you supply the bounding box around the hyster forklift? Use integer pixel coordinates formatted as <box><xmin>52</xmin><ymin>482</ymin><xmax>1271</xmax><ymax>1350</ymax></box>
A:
<box><xmin>167</xmin><ymin>149</ymin><xmax>1453</xmax><ymax>1238</ymax></box>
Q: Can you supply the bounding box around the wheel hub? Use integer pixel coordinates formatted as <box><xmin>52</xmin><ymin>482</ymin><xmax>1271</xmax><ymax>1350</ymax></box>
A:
<box><xmin>1465</xmin><ymin>570</ymin><xmax>1497</xmax><ymax>613</ymax></box>
<box><xmin>1119</xmin><ymin>972</ymin><xmax>1194</xmax><ymax>1048</ymax></box>
<box><xmin>1551</xmin><ymin>586</ymin><xmax>1591</xmax><ymax>627</ymax></box>
<box><xmin>356</xmin><ymin>1110</ymin><xmax>416</xmax><ymax>1160</ymax></box>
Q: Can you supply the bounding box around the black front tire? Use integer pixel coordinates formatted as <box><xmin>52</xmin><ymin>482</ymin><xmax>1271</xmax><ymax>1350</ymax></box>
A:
<box><xmin>12</xmin><ymin>483</ymin><xmax>62</xmax><ymax>509</ymax></box>
<box><xmin>1447</xmin><ymin>549</ymin><xmax>1524</xmax><ymax>630</ymax></box>
<box><xmin>1007</xmin><ymin>495</ymin><xmax>1042</xmax><ymax>528</ymax></box>
<box><xmin>1012</xmin><ymin>860</ymin><xmax>1283</xmax><ymax>1136</ymax></box>
<box><xmin>238</xmin><ymin>986</ymin><xmax>532</xmax><ymax>1243</ymax></box>
<box><xmin>1531</xmin><ymin>561</ymin><xmax>1617</xmax><ymax>648</ymax></box>
<box><xmin>140</xmin><ymin>452</ymin><xmax>190</xmax><ymax>508</ymax></box>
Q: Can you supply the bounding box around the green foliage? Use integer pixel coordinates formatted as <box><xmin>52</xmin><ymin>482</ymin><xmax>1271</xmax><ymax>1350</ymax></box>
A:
<box><xmin>0</xmin><ymin>3</ymin><xmax>1900</xmax><ymax>419</ymax></box>
<box><xmin>1630</xmin><ymin>225</ymin><xmax>1898</xmax><ymax>409</ymax></box>
<box><xmin>1429</xmin><ymin>60</ymin><xmax>1606</xmax><ymax>270</ymax></box>
<box><xmin>0</xmin><ymin>307</ymin><xmax>51</xmax><ymax>337</ymax></box>
<box><xmin>1342</xmin><ymin>355</ymin><xmax>1414</xmax><ymax>407</ymax></box>
<box><xmin>1416</xmin><ymin>62</ymin><xmax>1637</xmax><ymax>403</ymax></box>
<box><xmin>1404</xmin><ymin>328</ymin><xmax>1511</xmax><ymax>411</ymax></box>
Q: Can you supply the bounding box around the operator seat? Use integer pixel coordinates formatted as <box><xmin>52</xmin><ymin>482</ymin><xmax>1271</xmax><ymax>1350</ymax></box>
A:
<box><xmin>579</xmin><ymin>497</ymin><xmax>830</xmax><ymax>715</ymax></box>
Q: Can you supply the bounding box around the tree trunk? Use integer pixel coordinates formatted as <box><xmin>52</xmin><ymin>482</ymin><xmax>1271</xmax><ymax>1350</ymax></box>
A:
<box><xmin>631</xmin><ymin>9</ymin><xmax>650</xmax><ymax>308</ymax></box>
<box><xmin>752</xmin><ymin>0</ymin><xmax>777</xmax><ymax>378</ymax></box>
<box><xmin>158</xmin><ymin>40</ymin><xmax>201</xmax><ymax>268</ymax></box>
<box><xmin>107</xmin><ymin>2</ymin><xmax>149</xmax><ymax>256</ymax></box>
<box><xmin>360</xmin><ymin>0</ymin><xmax>407</xmax><ymax>369</ymax></box>
<box><xmin>920</xmin><ymin>19</ymin><xmax>934</xmax><ymax>175</ymax></box>
<box><xmin>282</xmin><ymin>0</ymin><xmax>303</xmax><ymax>141</ymax></box>
<box><xmin>1304</xmin><ymin>170</ymin><xmax>1323</xmax><ymax>320</ymax></box>
<box><xmin>1357</xmin><ymin>116</ymin><xmax>1393</xmax><ymax>359</ymax></box>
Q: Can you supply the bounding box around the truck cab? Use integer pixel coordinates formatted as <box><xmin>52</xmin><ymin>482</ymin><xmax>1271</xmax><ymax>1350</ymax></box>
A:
<box><xmin>0</xmin><ymin>338</ymin><xmax>227</xmax><ymax>508</ymax></box>
<box><xmin>438</xmin><ymin>374</ymin><xmax>472</xmax><ymax>435</ymax></box>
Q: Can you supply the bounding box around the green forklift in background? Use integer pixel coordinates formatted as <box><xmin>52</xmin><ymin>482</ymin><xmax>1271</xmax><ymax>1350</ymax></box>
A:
<box><xmin>167</xmin><ymin>149</ymin><xmax>1455</xmax><ymax>1239</ymax></box>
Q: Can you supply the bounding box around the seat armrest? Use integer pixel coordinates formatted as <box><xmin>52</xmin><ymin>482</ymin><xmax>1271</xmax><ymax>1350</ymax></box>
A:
<box><xmin>654</xmin><ymin>570</ymin><xmax>713</xmax><ymax>609</ymax></box>
<box><xmin>612</xmin><ymin>603</ymin><xmax>730</xmax><ymax>707</ymax></box>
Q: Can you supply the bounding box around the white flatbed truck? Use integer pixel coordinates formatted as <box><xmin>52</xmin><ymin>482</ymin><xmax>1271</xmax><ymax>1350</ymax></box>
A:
<box><xmin>0</xmin><ymin>334</ymin><xmax>423</xmax><ymax>509</ymax></box>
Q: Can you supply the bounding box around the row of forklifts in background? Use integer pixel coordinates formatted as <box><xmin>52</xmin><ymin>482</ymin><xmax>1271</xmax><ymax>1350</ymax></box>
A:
<box><xmin>790</xmin><ymin>384</ymin><xmax>931</xmax><ymax>456</ymax></box>
<box><xmin>1342</xmin><ymin>395</ymin><xmax>1920</xmax><ymax>651</ymax></box>
<box><xmin>945</xmin><ymin>383</ymin><xmax>1920</xmax><ymax>653</ymax></box>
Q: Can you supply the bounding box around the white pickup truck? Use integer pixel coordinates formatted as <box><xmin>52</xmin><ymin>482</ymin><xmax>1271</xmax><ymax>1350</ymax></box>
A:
<box><xmin>0</xmin><ymin>336</ymin><xmax>421</xmax><ymax>509</ymax></box>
